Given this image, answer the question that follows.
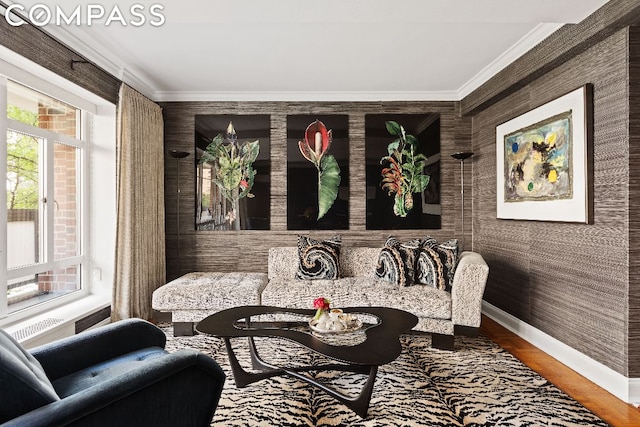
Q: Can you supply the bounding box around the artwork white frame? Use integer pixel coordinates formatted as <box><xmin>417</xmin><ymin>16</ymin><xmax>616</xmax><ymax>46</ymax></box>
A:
<box><xmin>496</xmin><ymin>85</ymin><xmax>592</xmax><ymax>223</ymax></box>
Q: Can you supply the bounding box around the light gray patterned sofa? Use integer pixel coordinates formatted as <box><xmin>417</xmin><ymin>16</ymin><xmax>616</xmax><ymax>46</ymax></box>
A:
<box><xmin>152</xmin><ymin>246</ymin><xmax>489</xmax><ymax>349</ymax></box>
<box><xmin>262</xmin><ymin>247</ymin><xmax>489</xmax><ymax>350</ymax></box>
<box><xmin>152</xmin><ymin>272</ymin><xmax>269</xmax><ymax>336</ymax></box>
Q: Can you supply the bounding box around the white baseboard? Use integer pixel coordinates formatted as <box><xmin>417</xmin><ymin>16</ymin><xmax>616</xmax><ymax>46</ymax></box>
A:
<box><xmin>482</xmin><ymin>301</ymin><xmax>639</xmax><ymax>405</ymax></box>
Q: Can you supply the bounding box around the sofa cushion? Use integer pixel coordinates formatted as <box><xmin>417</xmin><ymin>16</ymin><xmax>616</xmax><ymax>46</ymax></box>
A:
<box><xmin>270</xmin><ymin>247</ymin><xmax>379</xmax><ymax>280</ymax></box>
<box><xmin>295</xmin><ymin>235</ymin><xmax>341</xmax><ymax>280</ymax></box>
<box><xmin>261</xmin><ymin>277</ymin><xmax>451</xmax><ymax>320</ymax></box>
<box><xmin>375</xmin><ymin>237</ymin><xmax>420</xmax><ymax>287</ymax></box>
<box><xmin>370</xmin><ymin>282</ymin><xmax>451</xmax><ymax>319</ymax></box>
<box><xmin>415</xmin><ymin>238</ymin><xmax>459</xmax><ymax>291</ymax></box>
<box><xmin>0</xmin><ymin>330</ymin><xmax>60</xmax><ymax>423</ymax></box>
<box><xmin>152</xmin><ymin>272</ymin><xmax>268</xmax><ymax>313</ymax></box>
<box><xmin>268</xmin><ymin>247</ymin><xmax>299</xmax><ymax>280</ymax></box>
<box><xmin>340</xmin><ymin>247</ymin><xmax>380</xmax><ymax>278</ymax></box>
<box><xmin>263</xmin><ymin>278</ymin><xmax>367</xmax><ymax>310</ymax></box>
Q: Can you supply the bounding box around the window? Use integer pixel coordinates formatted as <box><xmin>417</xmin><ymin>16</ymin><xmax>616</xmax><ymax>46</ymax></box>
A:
<box><xmin>1</xmin><ymin>79</ymin><xmax>87</xmax><ymax>315</ymax></box>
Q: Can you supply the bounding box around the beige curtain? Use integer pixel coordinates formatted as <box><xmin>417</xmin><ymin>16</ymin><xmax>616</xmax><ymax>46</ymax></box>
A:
<box><xmin>112</xmin><ymin>84</ymin><xmax>166</xmax><ymax>321</ymax></box>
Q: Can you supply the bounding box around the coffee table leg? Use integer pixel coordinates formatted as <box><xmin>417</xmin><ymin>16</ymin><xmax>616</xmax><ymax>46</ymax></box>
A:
<box><xmin>351</xmin><ymin>365</ymin><xmax>378</xmax><ymax>418</ymax></box>
<box><xmin>223</xmin><ymin>338</ymin><xmax>284</xmax><ymax>387</ymax></box>
<box><xmin>226</xmin><ymin>337</ymin><xmax>378</xmax><ymax>418</ymax></box>
<box><xmin>282</xmin><ymin>364</ymin><xmax>378</xmax><ymax>418</ymax></box>
<box><xmin>248</xmin><ymin>336</ymin><xmax>271</xmax><ymax>370</ymax></box>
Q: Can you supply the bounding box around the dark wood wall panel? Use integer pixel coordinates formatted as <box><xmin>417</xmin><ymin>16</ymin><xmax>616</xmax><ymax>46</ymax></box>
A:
<box><xmin>162</xmin><ymin>101</ymin><xmax>472</xmax><ymax>280</ymax></box>
<box><xmin>0</xmin><ymin>16</ymin><xmax>120</xmax><ymax>103</ymax></box>
<box><xmin>471</xmin><ymin>28</ymin><xmax>631</xmax><ymax>375</ymax></box>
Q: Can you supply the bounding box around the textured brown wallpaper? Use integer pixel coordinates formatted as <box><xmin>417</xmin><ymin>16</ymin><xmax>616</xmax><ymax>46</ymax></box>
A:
<box><xmin>471</xmin><ymin>28</ymin><xmax>632</xmax><ymax>376</ymax></box>
<box><xmin>629</xmin><ymin>26</ymin><xmax>640</xmax><ymax>378</ymax></box>
<box><xmin>162</xmin><ymin>101</ymin><xmax>472</xmax><ymax>281</ymax></box>
<box><xmin>0</xmin><ymin>14</ymin><xmax>120</xmax><ymax>103</ymax></box>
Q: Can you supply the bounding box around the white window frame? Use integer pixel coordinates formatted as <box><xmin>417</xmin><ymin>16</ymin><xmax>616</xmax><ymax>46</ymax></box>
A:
<box><xmin>0</xmin><ymin>46</ymin><xmax>115</xmax><ymax>326</ymax></box>
<box><xmin>1</xmin><ymin>76</ymin><xmax>89</xmax><ymax>318</ymax></box>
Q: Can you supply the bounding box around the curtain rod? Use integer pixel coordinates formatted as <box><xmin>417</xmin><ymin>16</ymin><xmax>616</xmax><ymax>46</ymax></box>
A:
<box><xmin>0</xmin><ymin>0</ymin><xmax>117</xmax><ymax>76</ymax></box>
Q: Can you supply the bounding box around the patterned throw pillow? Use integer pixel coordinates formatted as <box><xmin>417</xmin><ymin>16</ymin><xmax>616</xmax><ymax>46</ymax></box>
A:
<box><xmin>414</xmin><ymin>238</ymin><xmax>459</xmax><ymax>291</ymax></box>
<box><xmin>375</xmin><ymin>237</ymin><xmax>420</xmax><ymax>287</ymax></box>
<box><xmin>295</xmin><ymin>235</ymin><xmax>341</xmax><ymax>280</ymax></box>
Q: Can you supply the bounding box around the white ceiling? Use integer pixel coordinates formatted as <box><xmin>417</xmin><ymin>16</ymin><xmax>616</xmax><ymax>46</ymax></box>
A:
<box><xmin>7</xmin><ymin>0</ymin><xmax>610</xmax><ymax>102</ymax></box>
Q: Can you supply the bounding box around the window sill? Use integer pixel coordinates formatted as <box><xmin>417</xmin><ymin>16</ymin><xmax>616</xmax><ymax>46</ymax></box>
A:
<box><xmin>2</xmin><ymin>294</ymin><xmax>111</xmax><ymax>348</ymax></box>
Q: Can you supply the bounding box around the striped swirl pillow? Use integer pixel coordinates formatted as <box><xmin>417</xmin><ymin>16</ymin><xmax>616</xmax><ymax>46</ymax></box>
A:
<box><xmin>374</xmin><ymin>237</ymin><xmax>421</xmax><ymax>287</ymax></box>
<box><xmin>415</xmin><ymin>238</ymin><xmax>459</xmax><ymax>291</ymax></box>
<box><xmin>295</xmin><ymin>235</ymin><xmax>341</xmax><ymax>280</ymax></box>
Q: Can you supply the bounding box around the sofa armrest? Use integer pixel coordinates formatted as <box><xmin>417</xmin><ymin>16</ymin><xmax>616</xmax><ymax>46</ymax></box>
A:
<box><xmin>2</xmin><ymin>349</ymin><xmax>226</xmax><ymax>427</ymax></box>
<box><xmin>450</xmin><ymin>251</ymin><xmax>489</xmax><ymax>328</ymax></box>
<box><xmin>31</xmin><ymin>319</ymin><xmax>166</xmax><ymax>381</ymax></box>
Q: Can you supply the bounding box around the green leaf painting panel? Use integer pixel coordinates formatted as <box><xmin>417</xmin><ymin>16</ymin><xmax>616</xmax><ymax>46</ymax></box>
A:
<box><xmin>287</xmin><ymin>114</ymin><xmax>349</xmax><ymax>230</ymax></box>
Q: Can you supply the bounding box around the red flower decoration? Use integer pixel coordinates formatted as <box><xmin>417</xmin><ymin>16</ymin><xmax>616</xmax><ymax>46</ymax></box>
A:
<box><xmin>313</xmin><ymin>297</ymin><xmax>331</xmax><ymax>311</ymax></box>
<box><xmin>313</xmin><ymin>297</ymin><xmax>331</xmax><ymax>320</ymax></box>
<box><xmin>298</xmin><ymin>120</ymin><xmax>332</xmax><ymax>168</ymax></box>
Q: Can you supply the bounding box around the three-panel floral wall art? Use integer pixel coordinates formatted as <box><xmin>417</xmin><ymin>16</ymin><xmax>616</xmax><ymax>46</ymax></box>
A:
<box><xmin>194</xmin><ymin>113</ymin><xmax>441</xmax><ymax>231</ymax></box>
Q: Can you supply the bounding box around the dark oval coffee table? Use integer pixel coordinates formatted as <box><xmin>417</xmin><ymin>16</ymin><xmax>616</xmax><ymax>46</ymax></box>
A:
<box><xmin>196</xmin><ymin>305</ymin><xmax>417</xmax><ymax>418</ymax></box>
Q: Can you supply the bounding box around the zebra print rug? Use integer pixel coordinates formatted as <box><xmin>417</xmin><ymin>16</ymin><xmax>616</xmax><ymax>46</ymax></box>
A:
<box><xmin>162</xmin><ymin>325</ymin><xmax>608</xmax><ymax>426</ymax></box>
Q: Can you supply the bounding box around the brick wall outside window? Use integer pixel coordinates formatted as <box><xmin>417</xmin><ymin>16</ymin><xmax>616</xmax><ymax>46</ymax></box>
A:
<box><xmin>37</xmin><ymin>102</ymin><xmax>78</xmax><ymax>293</ymax></box>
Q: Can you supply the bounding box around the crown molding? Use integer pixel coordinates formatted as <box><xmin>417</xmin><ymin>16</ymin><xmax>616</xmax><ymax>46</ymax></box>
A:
<box><xmin>457</xmin><ymin>23</ymin><xmax>564</xmax><ymax>99</ymax></box>
<box><xmin>119</xmin><ymin>68</ymin><xmax>156</xmax><ymax>100</ymax></box>
<box><xmin>154</xmin><ymin>90</ymin><xmax>461</xmax><ymax>103</ymax></box>
<box><xmin>36</xmin><ymin>25</ymin><xmax>159</xmax><ymax>100</ymax></box>
<box><xmin>38</xmin><ymin>25</ymin><xmax>123</xmax><ymax>81</ymax></box>
<box><xmin>0</xmin><ymin>45</ymin><xmax>109</xmax><ymax>110</ymax></box>
<box><xmin>25</xmin><ymin>21</ymin><xmax>565</xmax><ymax>104</ymax></box>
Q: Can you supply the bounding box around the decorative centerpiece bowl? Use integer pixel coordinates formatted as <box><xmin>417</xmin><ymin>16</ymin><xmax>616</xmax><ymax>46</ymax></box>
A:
<box><xmin>309</xmin><ymin>298</ymin><xmax>362</xmax><ymax>333</ymax></box>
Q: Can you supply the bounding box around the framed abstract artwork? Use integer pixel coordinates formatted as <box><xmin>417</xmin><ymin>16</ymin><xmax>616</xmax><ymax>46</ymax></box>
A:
<box><xmin>496</xmin><ymin>84</ymin><xmax>593</xmax><ymax>223</ymax></box>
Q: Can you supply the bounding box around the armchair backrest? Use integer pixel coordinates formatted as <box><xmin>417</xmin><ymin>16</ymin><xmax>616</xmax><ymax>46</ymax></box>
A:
<box><xmin>0</xmin><ymin>330</ymin><xmax>59</xmax><ymax>423</ymax></box>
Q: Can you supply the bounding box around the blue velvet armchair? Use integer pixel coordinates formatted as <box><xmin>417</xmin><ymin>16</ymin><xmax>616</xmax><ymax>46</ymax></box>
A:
<box><xmin>0</xmin><ymin>318</ymin><xmax>226</xmax><ymax>426</ymax></box>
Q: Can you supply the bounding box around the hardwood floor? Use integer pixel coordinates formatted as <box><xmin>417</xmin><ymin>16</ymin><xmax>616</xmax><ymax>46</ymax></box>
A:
<box><xmin>480</xmin><ymin>315</ymin><xmax>640</xmax><ymax>427</ymax></box>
